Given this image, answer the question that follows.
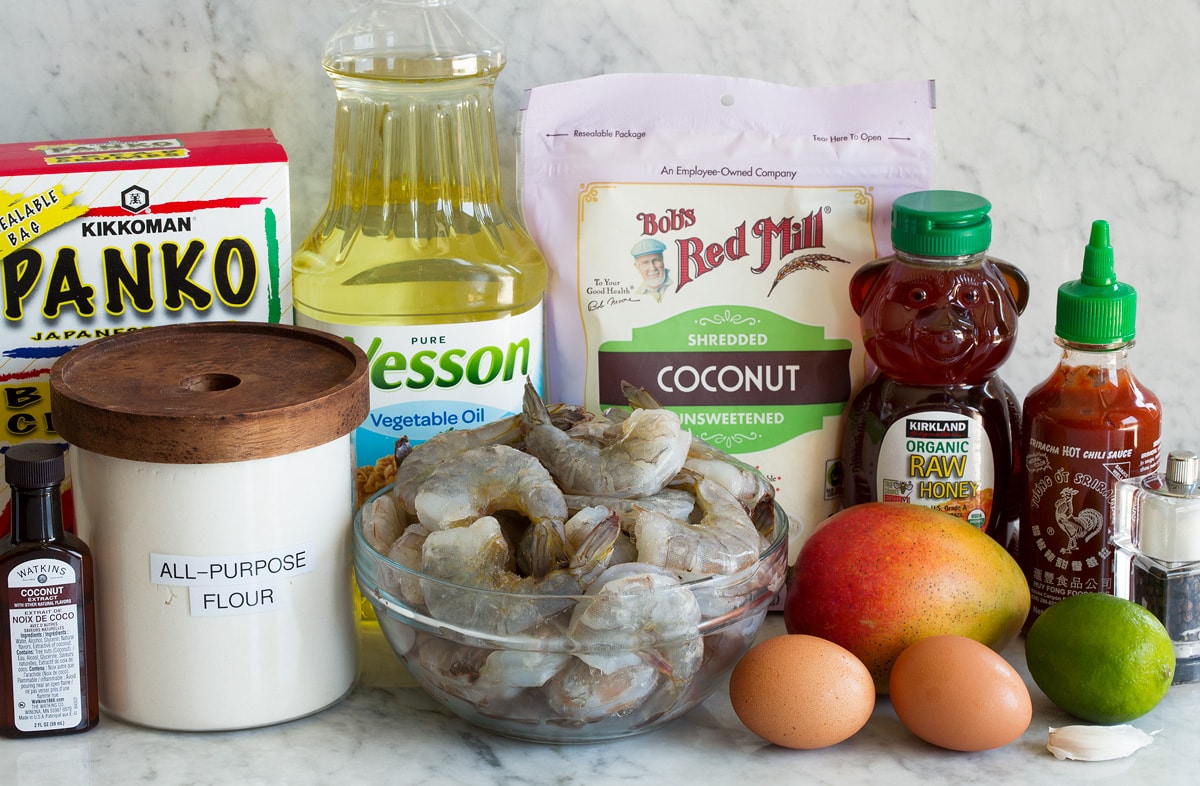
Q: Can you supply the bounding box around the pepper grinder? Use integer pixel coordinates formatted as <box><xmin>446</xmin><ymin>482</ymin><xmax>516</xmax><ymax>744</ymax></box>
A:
<box><xmin>1114</xmin><ymin>449</ymin><xmax>1200</xmax><ymax>684</ymax></box>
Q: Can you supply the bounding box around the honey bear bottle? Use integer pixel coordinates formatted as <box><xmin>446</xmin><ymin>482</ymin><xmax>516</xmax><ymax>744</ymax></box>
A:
<box><xmin>841</xmin><ymin>191</ymin><xmax>1029</xmax><ymax>548</ymax></box>
<box><xmin>1020</xmin><ymin>220</ymin><xmax>1160</xmax><ymax>629</ymax></box>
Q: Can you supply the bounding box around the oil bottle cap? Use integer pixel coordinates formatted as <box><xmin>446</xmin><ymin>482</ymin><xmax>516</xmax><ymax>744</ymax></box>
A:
<box><xmin>890</xmin><ymin>190</ymin><xmax>992</xmax><ymax>258</ymax></box>
<box><xmin>1055</xmin><ymin>220</ymin><xmax>1137</xmax><ymax>345</ymax></box>
<box><xmin>323</xmin><ymin>0</ymin><xmax>505</xmax><ymax>79</ymax></box>
<box><xmin>4</xmin><ymin>442</ymin><xmax>65</xmax><ymax>489</ymax></box>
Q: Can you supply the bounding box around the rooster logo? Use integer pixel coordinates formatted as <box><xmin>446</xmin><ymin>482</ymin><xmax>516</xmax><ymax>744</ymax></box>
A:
<box><xmin>1052</xmin><ymin>488</ymin><xmax>1103</xmax><ymax>554</ymax></box>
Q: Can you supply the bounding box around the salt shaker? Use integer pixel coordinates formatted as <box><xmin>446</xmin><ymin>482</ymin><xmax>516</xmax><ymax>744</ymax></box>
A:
<box><xmin>1114</xmin><ymin>449</ymin><xmax>1200</xmax><ymax>684</ymax></box>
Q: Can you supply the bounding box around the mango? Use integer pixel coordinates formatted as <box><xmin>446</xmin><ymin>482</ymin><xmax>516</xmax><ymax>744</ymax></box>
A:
<box><xmin>782</xmin><ymin>502</ymin><xmax>1029</xmax><ymax>693</ymax></box>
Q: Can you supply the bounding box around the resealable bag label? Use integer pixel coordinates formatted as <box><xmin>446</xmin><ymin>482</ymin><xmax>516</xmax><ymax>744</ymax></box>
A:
<box><xmin>519</xmin><ymin>75</ymin><xmax>934</xmax><ymax>554</ymax></box>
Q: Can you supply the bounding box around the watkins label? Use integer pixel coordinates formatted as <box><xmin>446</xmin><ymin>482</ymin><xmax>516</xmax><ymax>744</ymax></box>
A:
<box><xmin>298</xmin><ymin>307</ymin><xmax>546</xmax><ymax>503</ymax></box>
<box><xmin>876</xmin><ymin>411</ymin><xmax>995</xmax><ymax>528</ymax></box>
<box><xmin>6</xmin><ymin>558</ymin><xmax>83</xmax><ymax>732</ymax></box>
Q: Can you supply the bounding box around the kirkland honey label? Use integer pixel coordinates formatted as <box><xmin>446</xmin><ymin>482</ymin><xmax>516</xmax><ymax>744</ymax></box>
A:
<box><xmin>1</xmin><ymin>129</ymin><xmax>292</xmax><ymax>533</ymax></box>
<box><xmin>875</xmin><ymin>411</ymin><xmax>995</xmax><ymax>527</ymax></box>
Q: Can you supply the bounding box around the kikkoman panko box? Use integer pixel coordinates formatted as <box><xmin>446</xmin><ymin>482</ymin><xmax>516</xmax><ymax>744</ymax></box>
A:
<box><xmin>1</xmin><ymin>129</ymin><xmax>292</xmax><ymax>534</ymax></box>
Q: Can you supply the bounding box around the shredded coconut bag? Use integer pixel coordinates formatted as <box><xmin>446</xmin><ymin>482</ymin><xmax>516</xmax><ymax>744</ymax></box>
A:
<box><xmin>519</xmin><ymin>75</ymin><xmax>934</xmax><ymax>556</ymax></box>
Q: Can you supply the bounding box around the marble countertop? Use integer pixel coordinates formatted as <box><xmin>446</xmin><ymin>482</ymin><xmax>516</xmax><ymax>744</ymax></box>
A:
<box><xmin>4</xmin><ymin>615</ymin><xmax>1195</xmax><ymax>786</ymax></box>
<box><xmin>4</xmin><ymin>3</ymin><xmax>1200</xmax><ymax>783</ymax></box>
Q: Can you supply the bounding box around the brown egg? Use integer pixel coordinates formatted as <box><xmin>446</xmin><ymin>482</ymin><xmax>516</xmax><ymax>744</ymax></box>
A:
<box><xmin>730</xmin><ymin>634</ymin><xmax>875</xmax><ymax>749</ymax></box>
<box><xmin>889</xmin><ymin>635</ymin><xmax>1032</xmax><ymax>751</ymax></box>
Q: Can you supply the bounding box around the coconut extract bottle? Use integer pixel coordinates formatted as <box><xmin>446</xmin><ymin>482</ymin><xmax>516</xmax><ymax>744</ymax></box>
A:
<box><xmin>294</xmin><ymin>0</ymin><xmax>548</xmax><ymax>507</ymax></box>
<box><xmin>841</xmin><ymin>191</ymin><xmax>1029</xmax><ymax>547</ymax></box>
<box><xmin>1</xmin><ymin>443</ymin><xmax>99</xmax><ymax>737</ymax></box>
<box><xmin>1020</xmin><ymin>220</ymin><xmax>1161</xmax><ymax>630</ymax></box>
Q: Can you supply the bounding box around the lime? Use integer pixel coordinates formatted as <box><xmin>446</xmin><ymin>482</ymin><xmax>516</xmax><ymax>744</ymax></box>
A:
<box><xmin>1025</xmin><ymin>593</ymin><xmax>1175</xmax><ymax>724</ymax></box>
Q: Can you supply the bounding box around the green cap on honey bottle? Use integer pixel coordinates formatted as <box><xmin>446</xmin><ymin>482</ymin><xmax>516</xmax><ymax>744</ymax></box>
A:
<box><xmin>1055</xmin><ymin>220</ymin><xmax>1137</xmax><ymax>346</ymax></box>
<box><xmin>891</xmin><ymin>190</ymin><xmax>992</xmax><ymax>258</ymax></box>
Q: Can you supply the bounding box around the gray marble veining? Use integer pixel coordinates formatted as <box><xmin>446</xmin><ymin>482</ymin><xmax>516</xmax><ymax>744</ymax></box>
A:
<box><xmin>2</xmin><ymin>620</ymin><xmax>1196</xmax><ymax>784</ymax></box>
<box><xmin>4</xmin><ymin>3</ymin><xmax>1200</xmax><ymax>780</ymax></box>
<box><xmin>9</xmin><ymin>0</ymin><xmax>1197</xmax><ymax>446</ymax></box>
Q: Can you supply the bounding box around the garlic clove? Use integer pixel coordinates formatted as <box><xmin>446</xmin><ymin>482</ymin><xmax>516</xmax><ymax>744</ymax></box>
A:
<box><xmin>1046</xmin><ymin>724</ymin><xmax>1156</xmax><ymax>761</ymax></box>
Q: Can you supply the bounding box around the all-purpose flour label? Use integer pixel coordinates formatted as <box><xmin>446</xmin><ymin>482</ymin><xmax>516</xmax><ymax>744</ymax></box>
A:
<box><xmin>150</xmin><ymin>543</ymin><xmax>314</xmax><ymax>617</ymax></box>
<box><xmin>520</xmin><ymin>75</ymin><xmax>934</xmax><ymax>552</ymax></box>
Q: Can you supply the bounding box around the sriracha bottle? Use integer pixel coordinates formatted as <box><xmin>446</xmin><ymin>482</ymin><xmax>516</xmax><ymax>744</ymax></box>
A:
<box><xmin>1020</xmin><ymin>220</ymin><xmax>1161</xmax><ymax>629</ymax></box>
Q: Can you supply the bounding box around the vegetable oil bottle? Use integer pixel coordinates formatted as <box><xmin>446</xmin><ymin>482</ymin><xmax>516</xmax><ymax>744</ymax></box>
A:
<box><xmin>295</xmin><ymin>0</ymin><xmax>548</xmax><ymax>513</ymax></box>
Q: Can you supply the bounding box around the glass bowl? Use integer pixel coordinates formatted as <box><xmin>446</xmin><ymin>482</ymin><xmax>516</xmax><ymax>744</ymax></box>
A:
<box><xmin>353</xmin><ymin>485</ymin><xmax>788</xmax><ymax>743</ymax></box>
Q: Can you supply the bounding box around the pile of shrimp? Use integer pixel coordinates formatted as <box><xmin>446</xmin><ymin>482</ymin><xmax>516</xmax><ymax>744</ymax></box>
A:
<box><xmin>360</xmin><ymin>379</ymin><xmax>785</xmax><ymax>732</ymax></box>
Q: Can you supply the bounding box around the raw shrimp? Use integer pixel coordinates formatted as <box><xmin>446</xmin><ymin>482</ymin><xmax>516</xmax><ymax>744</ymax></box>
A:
<box><xmin>521</xmin><ymin>379</ymin><xmax>691</xmax><ymax>499</ymax></box>
<box><xmin>617</xmin><ymin>379</ymin><xmax>663</xmax><ymax>411</ymax></box>
<box><xmin>478</xmin><ymin>644</ymin><xmax>572</xmax><ymax>694</ymax></box>
<box><xmin>361</xmin><ymin>490</ymin><xmax>407</xmax><ymax>555</ymax></box>
<box><xmin>563</xmin><ymin>415</ymin><xmax>624</xmax><ymax>445</ymax></box>
<box><xmin>391</xmin><ymin>415</ymin><xmax>523</xmax><ymax>513</ymax></box>
<box><xmin>567</xmin><ymin>563</ymin><xmax>702</xmax><ymax>662</ymax></box>
<box><xmin>419</xmin><ymin>514</ymin><xmax>620</xmax><ymax>635</ymax></box>
<box><xmin>391</xmin><ymin>402</ymin><xmax>589</xmax><ymax>513</ymax></box>
<box><xmin>383</xmin><ymin>521</ymin><xmax>432</xmax><ymax>609</ymax></box>
<box><xmin>515</xmin><ymin>516</ymin><xmax>571</xmax><ymax>579</ymax></box>
<box><xmin>548</xmin><ymin>562</ymin><xmax>704</xmax><ymax>722</ymax></box>
<box><xmin>537</xmin><ymin>514</ymin><xmax>623</xmax><ymax>595</ymax></box>
<box><xmin>562</xmin><ymin>506</ymin><xmax>615</xmax><ymax>551</ymax></box>
<box><xmin>564</xmin><ymin>489</ymin><xmax>696</xmax><ymax>530</ymax></box>
<box><xmin>564</xmin><ymin>490</ymin><xmax>696</xmax><ymax>566</ymax></box>
<box><xmin>678</xmin><ymin>448</ymin><xmax>775</xmax><ymax>520</ymax></box>
<box><xmin>634</xmin><ymin>477</ymin><xmax>766</xmax><ymax>576</ymax></box>
<box><xmin>413</xmin><ymin>444</ymin><xmax>568</xmax><ymax>532</ymax></box>
<box><xmin>409</xmin><ymin>636</ymin><xmax>496</xmax><ymax>706</ymax></box>
<box><xmin>515</xmin><ymin>507</ymin><xmax>631</xmax><ymax>582</ymax></box>
<box><xmin>545</xmin><ymin>658</ymin><xmax>664</xmax><ymax>725</ymax></box>
<box><xmin>409</xmin><ymin>629</ymin><xmax>573</xmax><ymax>711</ymax></box>
<box><xmin>564</xmin><ymin>506</ymin><xmax>648</xmax><ymax>568</ymax></box>
<box><xmin>618</xmin><ymin>379</ymin><xmax>775</xmax><ymax>516</ymax></box>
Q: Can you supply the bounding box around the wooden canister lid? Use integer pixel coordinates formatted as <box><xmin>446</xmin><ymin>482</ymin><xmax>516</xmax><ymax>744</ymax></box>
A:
<box><xmin>49</xmin><ymin>322</ymin><xmax>370</xmax><ymax>464</ymax></box>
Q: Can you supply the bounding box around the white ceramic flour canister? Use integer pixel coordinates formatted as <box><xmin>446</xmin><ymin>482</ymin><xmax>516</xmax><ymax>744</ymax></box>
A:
<box><xmin>49</xmin><ymin>322</ymin><xmax>369</xmax><ymax>731</ymax></box>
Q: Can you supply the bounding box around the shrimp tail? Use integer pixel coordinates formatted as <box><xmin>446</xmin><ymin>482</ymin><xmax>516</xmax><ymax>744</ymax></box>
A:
<box><xmin>620</xmin><ymin>380</ymin><xmax>663</xmax><ymax>410</ymax></box>
<box><xmin>394</xmin><ymin>435</ymin><xmax>414</xmax><ymax>468</ymax></box>
<box><xmin>519</xmin><ymin>519</ymin><xmax>571</xmax><ymax>580</ymax></box>
<box><xmin>569</xmin><ymin>513</ymin><xmax>621</xmax><ymax>585</ymax></box>
<box><xmin>522</xmin><ymin>376</ymin><xmax>553</xmax><ymax>430</ymax></box>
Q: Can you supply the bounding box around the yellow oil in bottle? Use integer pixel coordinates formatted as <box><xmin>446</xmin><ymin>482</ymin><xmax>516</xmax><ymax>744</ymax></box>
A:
<box><xmin>294</xmin><ymin>2</ymin><xmax>547</xmax><ymax>624</ymax></box>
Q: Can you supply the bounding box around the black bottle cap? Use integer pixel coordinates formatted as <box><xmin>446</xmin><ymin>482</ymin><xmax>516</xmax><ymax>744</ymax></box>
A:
<box><xmin>4</xmin><ymin>443</ymin><xmax>66</xmax><ymax>489</ymax></box>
